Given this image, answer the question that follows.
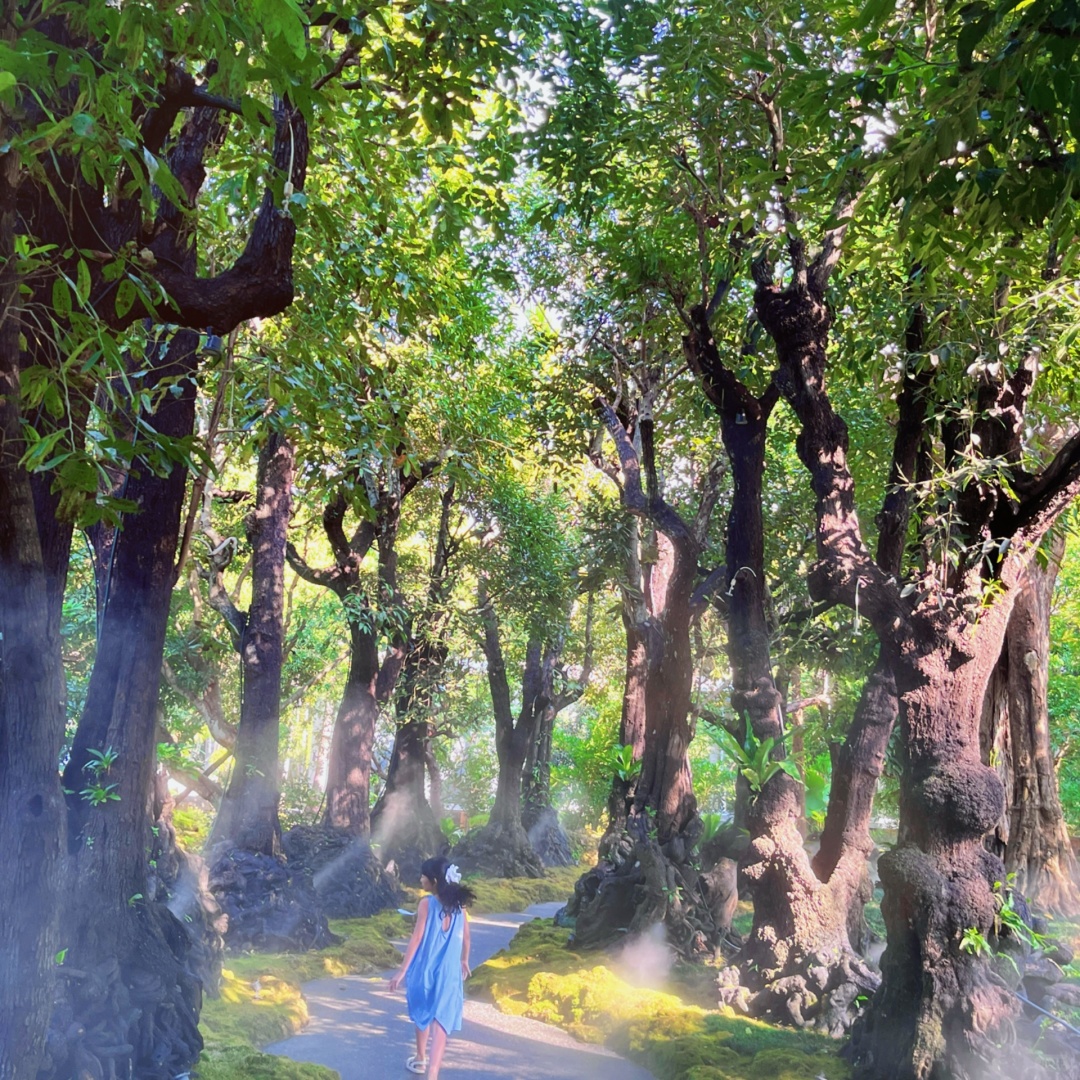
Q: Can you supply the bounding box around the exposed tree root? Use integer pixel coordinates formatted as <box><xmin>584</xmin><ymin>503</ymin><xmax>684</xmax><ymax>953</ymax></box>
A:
<box><xmin>208</xmin><ymin>848</ymin><xmax>338</xmax><ymax>951</ymax></box>
<box><xmin>523</xmin><ymin>805</ymin><xmax>574</xmax><ymax>868</ymax></box>
<box><xmin>450</xmin><ymin>819</ymin><xmax>545</xmax><ymax>879</ymax></box>
<box><xmin>40</xmin><ymin>785</ymin><xmax>224</xmax><ymax>1080</ymax></box>
<box><xmin>281</xmin><ymin>825</ymin><xmax>398</xmax><ymax>918</ymax></box>
<box><xmin>563</xmin><ymin>830</ymin><xmax>718</xmax><ymax>958</ymax></box>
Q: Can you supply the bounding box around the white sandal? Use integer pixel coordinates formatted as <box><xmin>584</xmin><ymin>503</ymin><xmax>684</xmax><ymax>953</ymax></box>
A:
<box><xmin>406</xmin><ymin>1055</ymin><xmax>427</xmax><ymax>1074</ymax></box>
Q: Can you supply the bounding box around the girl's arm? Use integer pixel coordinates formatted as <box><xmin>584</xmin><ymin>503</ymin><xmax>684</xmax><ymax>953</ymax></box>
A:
<box><xmin>389</xmin><ymin>897</ymin><xmax>428</xmax><ymax>991</ymax></box>
<box><xmin>461</xmin><ymin>910</ymin><xmax>471</xmax><ymax>980</ymax></box>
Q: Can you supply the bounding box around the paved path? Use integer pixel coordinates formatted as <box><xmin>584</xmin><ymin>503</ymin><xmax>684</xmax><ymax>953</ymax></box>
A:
<box><xmin>266</xmin><ymin>902</ymin><xmax>656</xmax><ymax>1079</ymax></box>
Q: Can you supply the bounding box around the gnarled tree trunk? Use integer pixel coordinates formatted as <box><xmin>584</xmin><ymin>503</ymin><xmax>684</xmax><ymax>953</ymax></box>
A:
<box><xmin>567</xmin><ymin>387</ymin><xmax>725</xmax><ymax>956</ymax></box>
<box><xmin>287</xmin><ymin>459</ymin><xmax>435</xmax><ymax>838</ymax></box>
<box><xmin>687</xmin><ymin>306</ymin><xmax>878</xmax><ymax>1033</ymax></box>
<box><xmin>56</xmin><ymin>331</ymin><xmax>209</xmax><ymax>1080</ymax></box>
<box><xmin>755</xmin><ymin>254</ymin><xmax>1080</xmax><ymax>1076</ymax></box>
<box><xmin>207</xmin><ymin>431</ymin><xmax>294</xmax><ymax>857</ymax></box>
<box><xmin>982</xmin><ymin>532</ymin><xmax>1080</xmax><ymax>915</ymax></box>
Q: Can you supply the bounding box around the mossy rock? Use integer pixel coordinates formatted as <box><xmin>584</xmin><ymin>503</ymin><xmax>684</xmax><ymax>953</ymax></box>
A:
<box><xmin>196</xmin><ymin>1047</ymin><xmax>338</xmax><ymax>1080</ymax></box>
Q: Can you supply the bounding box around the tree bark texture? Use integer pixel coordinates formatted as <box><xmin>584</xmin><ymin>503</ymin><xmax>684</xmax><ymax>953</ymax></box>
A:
<box><xmin>56</xmin><ymin>330</ymin><xmax>206</xmax><ymax>1080</ymax></box>
<box><xmin>371</xmin><ymin>481</ymin><xmax>458</xmax><ymax>873</ymax></box>
<box><xmin>3</xmin><ymin>31</ymin><xmax>307</xmax><ymax>1071</ymax></box>
<box><xmin>755</xmin><ymin>269</ymin><xmax>1080</xmax><ymax>1076</ymax></box>
<box><xmin>602</xmin><ymin>517</ymin><xmax>649</xmax><ymax>846</ymax></box>
<box><xmin>569</xmin><ymin>396</ymin><xmax>723</xmax><ymax>955</ymax></box>
<box><xmin>981</xmin><ymin>533</ymin><xmax>1080</xmax><ymax>915</ymax></box>
<box><xmin>0</xmin><ymin>146</ymin><xmax>67</xmax><ymax>1080</ymax></box>
<box><xmin>322</xmin><ymin>621</ymin><xmax>382</xmax><ymax>835</ymax></box>
<box><xmin>287</xmin><ymin>461</ymin><xmax>434</xmax><ymax>837</ymax></box>
<box><xmin>207</xmin><ymin>431</ymin><xmax>294</xmax><ymax>857</ymax></box>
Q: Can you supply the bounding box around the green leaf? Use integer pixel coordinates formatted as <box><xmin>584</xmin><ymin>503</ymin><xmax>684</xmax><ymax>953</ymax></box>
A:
<box><xmin>75</xmin><ymin>259</ymin><xmax>91</xmax><ymax>306</ymax></box>
<box><xmin>51</xmin><ymin>277</ymin><xmax>71</xmax><ymax>319</ymax></box>
<box><xmin>115</xmin><ymin>278</ymin><xmax>137</xmax><ymax>319</ymax></box>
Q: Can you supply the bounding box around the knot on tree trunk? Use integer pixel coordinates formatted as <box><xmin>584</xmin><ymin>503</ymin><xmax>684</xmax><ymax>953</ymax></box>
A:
<box><xmin>909</xmin><ymin>760</ymin><xmax>1005</xmax><ymax>843</ymax></box>
<box><xmin>730</xmin><ymin>677</ymin><xmax>783</xmax><ymax>717</ymax></box>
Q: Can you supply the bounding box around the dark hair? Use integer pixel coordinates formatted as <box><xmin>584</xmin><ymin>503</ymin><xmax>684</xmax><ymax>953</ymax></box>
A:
<box><xmin>421</xmin><ymin>856</ymin><xmax>475</xmax><ymax>915</ymax></box>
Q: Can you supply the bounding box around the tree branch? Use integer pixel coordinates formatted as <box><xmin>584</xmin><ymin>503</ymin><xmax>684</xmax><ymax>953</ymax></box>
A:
<box><xmin>286</xmin><ymin>541</ymin><xmax>344</xmax><ymax>592</ymax></box>
<box><xmin>595</xmin><ymin>397</ymin><xmax>696</xmax><ymax>549</ymax></box>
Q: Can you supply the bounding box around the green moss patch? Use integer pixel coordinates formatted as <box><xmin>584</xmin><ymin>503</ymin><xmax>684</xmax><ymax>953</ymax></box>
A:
<box><xmin>470</xmin><ymin>917</ymin><xmax>849</xmax><ymax>1080</ymax></box>
<box><xmin>455</xmin><ymin>864</ymin><xmax>584</xmax><ymax>914</ymax></box>
<box><xmin>196</xmin><ymin>1048</ymin><xmax>338</xmax><ymax>1080</ymax></box>
<box><xmin>220</xmin><ymin>910</ymin><xmax>409</xmax><ymax>986</ymax></box>
<box><xmin>201</xmin><ymin>969</ymin><xmax>310</xmax><ymax>1050</ymax></box>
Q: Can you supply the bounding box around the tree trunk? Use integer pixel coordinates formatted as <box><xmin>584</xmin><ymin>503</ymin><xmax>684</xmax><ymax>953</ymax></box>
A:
<box><xmin>56</xmin><ymin>330</ymin><xmax>207</xmax><ymax>1080</ymax></box>
<box><xmin>852</xmin><ymin>643</ymin><xmax>1015</xmax><ymax>1080</ymax></box>
<box><xmin>983</xmin><ymin>533</ymin><xmax>1080</xmax><ymax>914</ymax></box>
<box><xmin>323</xmin><ymin>621</ymin><xmax>381</xmax><ymax>835</ymax></box>
<box><xmin>0</xmin><ymin>151</ymin><xmax>67</xmax><ymax>1080</ymax></box>
<box><xmin>450</xmin><ymin>593</ymin><xmax>544</xmax><ymax>879</ymax></box>
<box><xmin>602</xmin><ymin>518</ymin><xmax>649</xmax><ymax>844</ymax></box>
<box><xmin>207</xmin><ymin>431</ymin><xmax>294</xmax><ymax>856</ymax></box>
<box><xmin>370</xmin><ymin>482</ymin><xmax>458</xmax><ymax>874</ymax></box>
<box><xmin>632</xmin><ymin>530</ymin><xmax>698</xmax><ymax>840</ymax></box>
<box><xmin>570</xmin><ymin>397</ymin><xmax>722</xmax><ymax>955</ymax></box>
<box><xmin>369</xmin><ymin>637</ymin><xmax>449</xmax><ymax>877</ymax></box>
<box><xmin>812</xmin><ymin>653</ymin><xmax>897</xmax><ymax>953</ymax></box>
<box><xmin>750</xmin><ymin>272</ymin><xmax>1075</xmax><ymax>1075</ymax></box>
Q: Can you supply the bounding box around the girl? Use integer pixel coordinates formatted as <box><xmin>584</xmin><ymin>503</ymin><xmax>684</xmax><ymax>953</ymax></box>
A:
<box><xmin>389</xmin><ymin>856</ymin><xmax>475</xmax><ymax>1077</ymax></box>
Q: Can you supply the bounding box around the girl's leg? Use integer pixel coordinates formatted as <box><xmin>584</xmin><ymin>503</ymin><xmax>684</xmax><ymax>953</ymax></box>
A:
<box><xmin>427</xmin><ymin>1023</ymin><xmax>449</xmax><ymax>1079</ymax></box>
<box><xmin>415</xmin><ymin>1024</ymin><xmax>430</xmax><ymax>1062</ymax></box>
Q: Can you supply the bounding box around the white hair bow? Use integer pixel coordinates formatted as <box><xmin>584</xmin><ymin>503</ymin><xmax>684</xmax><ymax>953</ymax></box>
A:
<box><xmin>445</xmin><ymin>864</ymin><xmax>462</xmax><ymax>884</ymax></box>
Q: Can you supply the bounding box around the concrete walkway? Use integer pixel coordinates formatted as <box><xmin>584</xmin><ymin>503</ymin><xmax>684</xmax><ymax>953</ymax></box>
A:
<box><xmin>266</xmin><ymin>902</ymin><xmax>657</xmax><ymax>1079</ymax></box>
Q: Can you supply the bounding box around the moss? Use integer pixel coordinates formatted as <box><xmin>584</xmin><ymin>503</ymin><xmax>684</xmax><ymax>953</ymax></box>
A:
<box><xmin>196</xmin><ymin>1048</ymin><xmax>338</xmax><ymax>1080</ymax></box>
<box><xmin>222</xmin><ymin>910</ymin><xmax>408</xmax><ymax>985</ymax></box>
<box><xmin>200</xmin><ymin>969</ymin><xmax>309</xmax><ymax>1050</ymax></box>
<box><xmin>460</xmin><ymin>864</ymin><xmax>584</xmax><ymax>914</ymax></box>
<box><xmin>730</xmin><ymin>901</ymin><xmax>754</xmax><ymax>938</ymax></box>
<box><xmin>471</xmin><ymin>917</ymin><xmax>850</xmax><ymax>1080</ymax></box>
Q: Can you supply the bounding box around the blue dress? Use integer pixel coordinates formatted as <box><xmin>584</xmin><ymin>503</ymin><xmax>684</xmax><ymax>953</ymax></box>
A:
<box><xmin>405</xmin><ymin>896</ymin><xmax>465</xmax><ymax>1034</ymax></box>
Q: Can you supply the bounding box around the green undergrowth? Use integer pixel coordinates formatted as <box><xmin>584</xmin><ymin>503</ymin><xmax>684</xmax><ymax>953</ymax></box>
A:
<box><xmin>196</xmin><ymin>1048</ymin><xmax>337</xmax><ymax>1080</ymax></box>
<box><xmin>466</xmin><ymin>864</ymin><xmax>583</xmax><ymax>914</ymax></box>
<box><xmin>469</xmin><ymin>919</ymin><xmax>850</xmax><ymax>1080</ymax></box>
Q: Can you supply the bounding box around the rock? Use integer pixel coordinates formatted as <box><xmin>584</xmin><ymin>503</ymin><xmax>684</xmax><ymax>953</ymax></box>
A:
<box><xmin>1022</xmin><ymin>955</ymin><xmax>1065</xmax><ymax>1003</ymax></box>
<box><xmin>1046</xmin><ymin>941</ymin><xmax>1076</xmax><ymax>967</ymax></box>
<box><xmin>1044</xmin><ymin>983</ymin><xmax>1080</xmax><ymax>1007</ymax></box>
